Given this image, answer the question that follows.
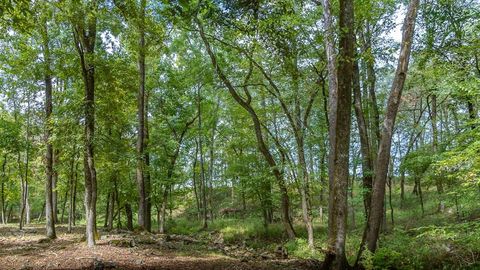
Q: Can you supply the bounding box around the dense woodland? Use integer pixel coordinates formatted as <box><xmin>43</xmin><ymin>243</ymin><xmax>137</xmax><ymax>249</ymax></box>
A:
<box><xmin>0</xmin><ymin>0</ymin><xmax>479</xmax><ymax>269</ymax></box>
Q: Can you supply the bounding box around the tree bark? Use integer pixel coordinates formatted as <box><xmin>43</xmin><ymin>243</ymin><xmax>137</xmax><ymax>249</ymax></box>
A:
<box><xmin>42</xmin><ymin>19</ymin><xmax>56</xmax><ymax>239</ymax></box>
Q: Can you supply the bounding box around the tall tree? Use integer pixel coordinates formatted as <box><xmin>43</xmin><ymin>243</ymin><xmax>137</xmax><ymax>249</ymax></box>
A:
<box><xmin>321</xmin><ymin>0</ymin><xmax>355</xmax><ymax>267</ymax></box>
<box><xmin>135</xmin><ymin>0</ymin><xmax>151</xmax><ymax>232</ymax></box>
<box><xmin>41</xmin><ymin>14</ymin><xmax>56</xmax><ymax>239</ymax></box>
<box><xmin>72</xmin><ymin>0</ymin><xmax>99</xmax><ymax>247</ymax></box>
<box><xmin>359</xmin><ymin>0</ymin><xmax>420</xmax><ymax>258</ymax></box>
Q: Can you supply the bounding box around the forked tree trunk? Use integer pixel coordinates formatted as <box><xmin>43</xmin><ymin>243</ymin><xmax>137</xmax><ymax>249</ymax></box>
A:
<box><xmin>73</xmin><ymin>0</ymin><xmax>99</xmax><ymax>247</ymax></box>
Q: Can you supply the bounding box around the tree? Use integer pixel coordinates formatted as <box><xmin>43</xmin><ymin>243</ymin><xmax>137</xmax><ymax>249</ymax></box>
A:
<box><xmin>41</xmin><ymin>11</ymin><xmax>56</xmax><ymax>239</ymax></box>
<box><xmin>321</xmin><ymin>0</ymin><xmax>355</xmax><ymax>267</ymax></box>
<box><xmin>359</xmin><ymin>0</ymin><xmax>420</xmax><ymax>257</ymax></box>
<box><xmin>71</xmin><ymin>0</ymin><xmax>99</xmax><ymax>247</ymax></box>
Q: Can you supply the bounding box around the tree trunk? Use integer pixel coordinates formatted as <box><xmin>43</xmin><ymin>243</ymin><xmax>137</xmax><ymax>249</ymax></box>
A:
<box><xmin>321</xmin><ymin>0</ymin><xmax>355</xmax><ymax>267</ymax></box>
<box><xmin>430</xmin><ymin>95</ymin><xmax>444</xmax><ymax>193</ymax></box>
<box><xmin>107</xmin><ymin>190</ymin><xmax>114</xmax><ymax>231</ymax></box>
<box><xmin>125</xmin><ymin>203</ymin><xmax>133</xmax><ymax>231</ymax></box>
<box><xmin>42</xmin><ymin>19</ymin><xmax>56</xmax><ymax>239</ymax></box>
<box><xmin>52</xmin><ymin>150</ymin><xmax>59</xmax><ymax>223</ymax></box>
<box><xmin>19</xmin><ymin>92</ymin><xmax>32</xmax><ymax>230</ymax></box>
<box><xmin>359</xmin><ymin>0</ymin><xmax>419</xmax><ymax>259</ymax></box>
<box><xmin>1</xmin><ymin>155</ymin><xmax>6</xmax><ymax>224</ymax></box>
<box><xmin>197</xmin><ymin>87</ymin><xmax>208</xmax><ymax>229</ymax></box>
<box><xmin>467</xmin><ymin>101</ymin><xmax>476</xmax><ymax>129</ymax></box>
<box><xmin>136</xmin><ymin>0</ymin><xmax>151</xmax><ymax>232</ymax></box>
<box><xmin>73</xmin><ymin>1</ymin><xmax>99</xmax><ymax>247</ymax></box>
<box><xmin>114</xmin><ymin>180</ymin><xmax>121</xmax><ymax>229</ymax></box>
<box><xmin>68</xmin><ymin>152</ymin><xmax>77</xmax><ymax>233</ymax></box>
<box><xmin>192</xmin><ymin>143</ymin><xmax>200</xmax><ymax>220</ymax></box>
<box><xmin>104</xmin><ymin>192</ymin><xmax>110</xmax><ymax>228</ymax></box>
<box><xmin>61</xmin><ymin>189</ymin><xmax>68</xmax><ymax>224</ymax></box>
<box><xmin>353</xmin><ymin>59</ymin><xmax>374</xmax><ymax>218</ymax></box>
<box><xmin>159</xmin><ymin>186</ymin><xmax>168</xmax><ymax>234</ymax></box>
<box><xmin>417</xmin><ymin>177</ymin><xmax>425</xmax><ymax>216</ymax></box>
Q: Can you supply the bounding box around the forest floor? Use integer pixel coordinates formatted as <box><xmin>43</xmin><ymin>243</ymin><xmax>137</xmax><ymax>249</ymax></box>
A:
<box><xmin>0</xmin><ymin>224</ymin><xmax>319</xmax><ymax>270</ymax></box>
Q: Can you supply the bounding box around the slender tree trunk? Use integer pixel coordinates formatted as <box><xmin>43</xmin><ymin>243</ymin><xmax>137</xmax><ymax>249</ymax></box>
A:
<box><xmin>467</xmin><ymin>101</ymin><xmax>476</xmax><ymax>129</ymax></box>
<box><xmin>104</xmin><ymin>192</ymin><xmax>110</xmax><ymax>228</ymax></box>
<box><xmin>353</xmin><ymin>59</ymin><xmax>374</xmax><ymax>218</ymax></box>
<box><xmin>197</xmin><ymin>87</ymin><xmax>208</xmax><ymax>229</ymax></box>
<box><xmin>430</xmin><ymin>95</ymin><xmax>443</xmax><ymax>193</ymax></box>
<box><xmin>192</xmin><ymin>143</ymin><xmax>200</xmax><ymax>220</ymax></box>
<box><xmin>1</xmin><ymin>155</ymin><xmax>6</xmax><ymax>224</ymax></box>
<box><xmin>358</xmin><ymin>0</ymin><xmax>419</xmax><ymax>259</ymax></box>
<box><xmin>38</xmin><ymin>203</ymin><xmax>45</xmax><ymax>223</ymax></box>
<box><xmin>159</xmin><ymin>186</ymin><xmax>168</xmax><ymax>234</ymax></box>
<box><xmin>42</xmin><ymin>19</ymin><xmax>56</xmax><ymax>239</ymax></box>
<box><xmin>207</xmin><ymin>100</ymin><xmax>219</xmax><ymax>221</ymax></box>
<box><xmin>388</xmin><ymin>162</ymin><xmax>394</xmax><ymax>228</ymax></box>
<box><xmin>125</xmin><ymin>203</ymin><xmax>133</xmax><ymax>231</ymax></box>
<box><xmin>61</xmin><ymin>189</ymin><xmax>68</xmax><ymax>224</ymax></box>
<box><xmin>52</xmin><ymin>150</ymin><xmax>59</xmax><ymax>223</ymax></box>
<box><xmin>19</xmin><ymin>92</ymin><xmax>32</xmax><ymax>230</ymax></box>
<box><xmin>417</xmin><ymin>177</ymin><xmax>425</xmax><ymax>216</ymax></box>
<box><xmin>114</xmin><ymin>180</ymin><xmax>121</xmax><ymax>229</ymax></box>
<box><xmin>107</xmin><ymin>190</ymin><xmax>114</xmax><ymax>231</ymax></box>
<box><xmin>68</xmin><ymin>153</ymin><xmax>76</xmax><ymax>233</ymax></box>
<box><xmin>73</xmin><ymin>161</ymin><xmax>78</xmax><ymax>226</ymax></box>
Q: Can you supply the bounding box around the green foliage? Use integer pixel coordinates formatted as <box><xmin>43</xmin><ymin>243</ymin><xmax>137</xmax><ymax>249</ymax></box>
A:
<box><xmin>284</xmin><ymin>238</ymin><xmax>320</xmax><ymax>259</ymax></box>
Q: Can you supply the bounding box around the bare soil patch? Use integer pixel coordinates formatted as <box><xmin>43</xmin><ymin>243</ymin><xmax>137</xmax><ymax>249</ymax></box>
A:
<box><xmin>0</xmin><ymin>224</ymin><xmax>319</xmax><ymax>270</ymax></box>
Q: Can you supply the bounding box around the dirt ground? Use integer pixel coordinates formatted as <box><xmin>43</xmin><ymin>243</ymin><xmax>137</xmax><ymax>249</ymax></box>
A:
<box><xmin>0</xmin><ymin>224</ymin><xmax>320</xmax><ymax>270</ymax></box>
